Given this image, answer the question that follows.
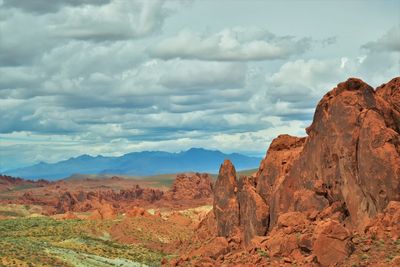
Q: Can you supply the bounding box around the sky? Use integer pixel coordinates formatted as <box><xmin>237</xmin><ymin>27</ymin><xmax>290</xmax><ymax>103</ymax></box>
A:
<box><xmin>0</xmin><ymin>0</ymin><xmax>399</xmax><ymax>171</ymax></box>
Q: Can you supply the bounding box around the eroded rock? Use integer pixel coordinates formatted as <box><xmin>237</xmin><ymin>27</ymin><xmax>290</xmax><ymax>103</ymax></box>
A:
<box><xmin>164</xmin><ymin>172</ymin><xmax>213</xmax><ymax>201</ymax></box>
<box><xmin>313</xmin><ymin>219</ymin><xmax>354</xmax><ymax>266</ymax></box>
<box><xmin>213</xmin><ymin>160</ymin><xmax>240</xmax><ymax>237</ymax></box>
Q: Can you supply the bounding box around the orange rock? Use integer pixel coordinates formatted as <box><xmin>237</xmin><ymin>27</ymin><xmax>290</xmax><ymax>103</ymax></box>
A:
<box><xmin>61</xmin><ymin>211</ymin><xmax>78</xmax><ymax>220</ymax></box>
<box><xmin>313</xmin><ymin>220</ymin><xmax>354</xmax><ymax>266</ymax></box>
<box><xmin>89</xmin><ymin>209</ymin><xmax>102</xmax><ymax>220</ymax></box>
<box><xmin>213</xmin><ymin>160</ymin><xmax>240</xmax><ymax>238</ymax></box>
<box><xmin>190</xmin><ymin>237</ymin><xmax>229</xmax><ymax>260</ymax></box>
<box><xmin>260</xmin><ymin>77</ymin><xmax>400</xmax><ymax>232</ymax></box>
<box><xmin>200</xmin><ymin>77</ymin><xmax>400</xmax><ymax>265</ymax></box>
<box><xmin>167</xmin><ymin>212</ymin><xmax>191</xmax><ymax>227</ymax></box>
<box><xmin>366</xmin><ymin>201</ymin><xmax>400</xmax><ymax>240</ymax></box>
<box><xmin>126</xmin><ymin>207</ymin><xmax>151</xmax><ymax>218</ymax></box>
<box><xmin>194</xmin><ymin>210</ymin><xmax>217</xmax><ymax>241</ymax></box>
<box><xmin>277</xmin><ymin>212</ymin><xmax>308</xmax><ymax>228</ymax></box>
<box><xmin>89</xmin><ymin>203</ymin><xmax>116</xmax><ymax>220</ymax></box>
<box><xmin>163</xmin><ymin>173</ymin><xmax>213</xmax><ymax>201</ymax></box>
<box><xmin>237</xmin><ymin>176</ymin><xmax>269</xmax><ymax>245</ymax></box>
<box><xmin>391</xmin><ymin>256</ymin><xmax>400</xmax><ymax>266</ymax></box>
<box><xmin>54</xmin><ymin>186</ymin><xmax>164</xmax><ymax>214</ymax></box>
<box><xmin>264</xmin><ymin>230</ymin><xmax>298</xmax><ymax>257</ymax></box>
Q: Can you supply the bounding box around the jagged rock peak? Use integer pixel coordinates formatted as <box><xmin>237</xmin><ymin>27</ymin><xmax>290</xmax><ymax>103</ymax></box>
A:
<box><xmin>213</xmin><ymin>159</ymin><xmax>240</xmax><ymax>237</ymax></box>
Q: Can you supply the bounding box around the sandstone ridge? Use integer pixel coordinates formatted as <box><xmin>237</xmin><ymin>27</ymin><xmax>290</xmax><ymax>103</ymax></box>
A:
<box><xmin>184</xmin><ymin>77</ymin><xmax>400</xmax><ymax>266</ymax></box>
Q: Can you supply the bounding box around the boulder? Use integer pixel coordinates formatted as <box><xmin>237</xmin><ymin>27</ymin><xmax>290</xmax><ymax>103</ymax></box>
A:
<box><xmin>89</xmin><ymin>203</ymin><xmax>116</xmax><ymax>220</ymax></box>
<box><xmin>190</xmin><ymin>237</ymin><xmax>229</xmax><ymax>260</ymax></box>
<box><xmin>313</xmin><ymin>220</ymin><xmax>354</xmax><ymax>266</ymax></box>
<box><xmin>366</xmin><ymin>201</ymin><xmax>400</xmax><ymax>240</ymax></box>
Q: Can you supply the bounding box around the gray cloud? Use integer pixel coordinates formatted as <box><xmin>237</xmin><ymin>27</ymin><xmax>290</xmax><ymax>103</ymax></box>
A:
<box><xmin>2</xmin><ymin>0</ymin><xmax>111</xmax><ymax>14</ymax></box>
<box><xmin>362</xmin><ymin>26</ymin><xmax>400</xmax><ymax>53</ymax></box>
<box><xmin>160</xmin><ymin>61</ymin><xmax>246</xmax><ymax>89</ymax></box>
<box><xmin>51</xmin><ymin>0</ymin><xmax>170</xmax><ymax>41</ymax></box>
<box><xmin>0</xmin><ymin>0</ymin><xmax>399</xmax><ymax>170</ymax></box>
<box><xmin>149</xmin><ymin>28</ymin><xmax>312</xmax><ymax>61</ymax></box>
<box><xmin>0</xmin><ymin>0</ymin><xmax>169</xmax><ymax>67</ymax></box>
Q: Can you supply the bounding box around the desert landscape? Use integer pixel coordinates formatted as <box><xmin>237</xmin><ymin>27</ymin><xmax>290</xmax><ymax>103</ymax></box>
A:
<box><xmin>1</xmin><ymin>1</ymin><xmax>399</xmax><ymax>266</ymax></box>
<box><xmin>0</xmin><ymin>77</ymin><xmax>399</xmax><ymax>266</ymax></box>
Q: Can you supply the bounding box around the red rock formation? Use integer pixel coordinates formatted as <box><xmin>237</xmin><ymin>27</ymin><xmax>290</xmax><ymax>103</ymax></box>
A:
<box><xmin>55</xmin><ymin>186</ymin><xmax>164</xmax><ymax>214</ymax></box>
<box><xmin>255</xmin><ymin>134</ymin><xmax>307</xmax><ymax>229</ymax></box>
<box><xmin>213</xmin><ymin>160</ymin><xmax>240</xmax><ymax>237</ymax></box>
<box><xmin>237</xmin><ymin>176</ymin><xmax>269</xmax><ymax>245</ymax></box>
<box><xmin>164</xmin><ymin>172</ymin><xmax>213</xmax><ymax>201</ymax></box>
<box><xmin>126</xmin><ymin>207</ymin><xmax>152</xmax><ymax>218</ymax></box>
<box><xmin>313</xmin><ymin>219</ymin><xmax>354</xmax><ymax>266</ymax></box>
<box><xmin>52</xmin><ymin>172</ymin><xmax>214</xmax><ymax>216</ymax></box>
<box><xmin>89</xmin><ymin>203</ymin><xmax>116</xmax><ymax>220</ymax></box>
<box><xmin>0</xmin><ymin>175</ymin><xmax>50</xmax><ymax>191</ymax></box>
<box><xmin>365</xmin><ymin>201</ymin><xmax>400</xmax><ymax>240</ymax></box>
<box><xmin>274</xmin><ymin>78</ymin><xmax>400</xmax><ymax>231</ymax></box>
<box><xmin>193</xmin><ymin>211</ymin><xmax>217</xmax><ymax>242</ymax></box>
<box><xmin>256</xmin><ymin>134</ymin><xmax>306</xmax><ymax>201</ymax></box>
<box><xmin>194</xmin><ymin>77</ymin><xmax>400</xmax><ymax>267</ymax></box>
<box><xmin>189</xmin><ymin>236</ymin><xmax>229</xmax><ymax>260</ymax></box>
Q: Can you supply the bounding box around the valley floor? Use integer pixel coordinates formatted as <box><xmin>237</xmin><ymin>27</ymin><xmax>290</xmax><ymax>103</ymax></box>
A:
<box><xmin>0</xmin><ymin>204</ymin><xmax>212</xmax><ymax>267</ymax></box>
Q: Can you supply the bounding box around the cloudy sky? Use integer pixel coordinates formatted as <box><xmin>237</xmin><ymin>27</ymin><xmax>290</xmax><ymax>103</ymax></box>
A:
<box><xmin>0</xmin><ymin>0</ymin><xmax>399</xmax><ymax>170</ymax></box>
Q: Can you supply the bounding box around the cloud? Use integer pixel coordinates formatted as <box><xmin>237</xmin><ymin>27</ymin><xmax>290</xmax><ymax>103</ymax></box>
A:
<box><xmin>2</xmin><ymin>0</ymin><xmax>111</xmax><ymax>14</ymax></box>
<box><xmin>362</xmin><ymin>26</ymin><xmax>400</xmax><ymax>53</ymax></box>
<box><xmin>149</xmin><ymin>28</ymin><xmax>312</xmax><ymax>61</ymax></box>
<box><xmin>0</xmin><ymin>0</ymin><xmax>170</xmax><ymax>67</ymax></box>
<box><xmin>0</xmin><ymin>67</ymin><xmax>41</xmax><ymax>90</ymax></box>
<box><xmin>52</xmin><ymin>0</ymin><xmax>170</xmax><ymax>41</ymax></box>
<box><xmin>0</xmin><ymin>0</ymin><xmax>398</xmax><ymax>170</ymax></box>
<box><xmin>268</xmin><ymin>58</ymin><xmax>359</xmax><ymax>92</ymax></box>
<box><xmin>0</xmin><ymin>120</ymin><xmax>305</xmax><ymax>171</ymax></box>
<box><xmin>159</xmin><ymin>60</ymin><xmax>246</xmax><ymax>90</ymax></box>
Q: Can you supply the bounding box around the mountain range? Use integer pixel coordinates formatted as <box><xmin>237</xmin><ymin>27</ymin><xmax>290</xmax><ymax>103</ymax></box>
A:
<box><xmin>2</xmin><ymin>148</ymin><xmax>262</xmax><ymax>180</ymax></box>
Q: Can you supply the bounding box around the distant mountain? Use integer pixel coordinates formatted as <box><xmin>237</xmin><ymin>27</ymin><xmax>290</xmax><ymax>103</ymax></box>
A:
<box><xmin>2</xmin><ymin>148</ymin><xmax>262</xmax><ymax>180</ymax></box>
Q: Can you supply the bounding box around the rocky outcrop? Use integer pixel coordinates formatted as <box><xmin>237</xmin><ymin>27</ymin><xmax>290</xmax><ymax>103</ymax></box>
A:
<box><xmin>256</xmin><ymin>134</ymin><xmax>306</xmax><ymax>201</ymax></box>
<box><xmin>313</xmin><ymin>219</ymin><xmax>354</xmax><ymax>266</ymax></box>
<box><xmin>237</xmin><ymin>176</ymin><xmax>269</xmax><ymax>245</ymax></box>
<box><xmin>273</xmin><ymin>78</ymin><xmax>400</xmax><ymax>231</ymax></box>
<box><xmin>55</xmin><ymin>172</ymin><xmax>214</xmax><ymax>214</ymax></box>
<box><xmin>126</xmin><ymin>207</ymin><xmax>152</xmax><ymax>218</ymax></box>
<box><xmin>89</xmin><ymin>203</ymin><xmax>117</xmax><ymax>220</ymax></box>
<box><xmin>0</xmin><ymin>175</ymin><xmax>50</xmax><ymax>191</ymax></box>
<box><xmin>55</xmin><ymin>186</ymin><xmax>164</xmax><ymax>214</ymax></box>
<box><xmin>164</xmin><ymin>172</ymin><xmax>213</xmax><ymax>201</ymax></box>
<box><xmin>255</xmin><ymin>134</ymin><xmax>308</xmax><ymax>229</ymax></box>
<box><xmin>212</xmin><ymin>161</ymin><xmax>269</xmax><ymax>246</ymax></box>
<box><xmin>365</xmin><ymin>201</ymin><xmax>400</xmax><ymax>240</ymax></box>
<box><xmin>200</xmin><ymin>77</ymin><xmax>400</xmax><ymax>267</ymax></box>
<box><xmin>213</xmin><ymin>160</ymin><xmax>240</xmax><ymax>237</ymax></box>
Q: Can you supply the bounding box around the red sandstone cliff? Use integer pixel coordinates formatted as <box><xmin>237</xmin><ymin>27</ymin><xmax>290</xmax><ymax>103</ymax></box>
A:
<box><xmin>183</xmin><ymin>77</ymin><xmax>400</xmax><ymax>266</ymax></box>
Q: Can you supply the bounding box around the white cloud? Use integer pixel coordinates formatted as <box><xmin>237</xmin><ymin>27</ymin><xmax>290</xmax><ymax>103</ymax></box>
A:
<box><xmin>159</xmin><ymin>60</ymin><xmax>246</xmax><ymax>89</ymax></box>
<box><xmin>1</xmin><ymin>0</ymin><xmax>111</xmax><ymax>14</ymax></box>
<box><xmin>149</xmin><ymin>28</ymin><xmax>311</xmax><ymax>61</ymax></box>
<box><xmin>0</xmin><ymin>0</ymin><xmax>170</xmax><ymax>67</ymax></box>
<box><xmin>0</xmin><ymin>0</ymin><xmax>399</xmax><ymax>170</ymax></box>
<box><xmin>52</xmin><ymin>0</ymin><xmax>169</xmax><ymax>41</ymax></box>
